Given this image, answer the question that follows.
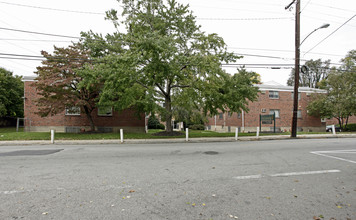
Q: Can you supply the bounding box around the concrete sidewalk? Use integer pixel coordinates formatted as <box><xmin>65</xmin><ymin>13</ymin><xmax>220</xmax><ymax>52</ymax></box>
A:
<box><xmin>1</xmin><ymin>133</ymin><xmax>356</xmax><ymax>146</ymax></box>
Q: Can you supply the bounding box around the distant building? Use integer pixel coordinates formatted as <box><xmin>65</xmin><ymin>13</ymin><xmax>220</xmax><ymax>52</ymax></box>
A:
<box><xmin>206</xmin><ymin>81</ymin><xmax>328</xmax><ymax>133</ymax></box>
<box><xmin>23</xmin><ymin>76</ymin><xmax>145</xmax><ymax>133</ymax></box>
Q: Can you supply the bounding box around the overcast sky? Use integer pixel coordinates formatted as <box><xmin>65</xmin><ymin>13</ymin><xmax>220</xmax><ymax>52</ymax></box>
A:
<box><xmin>0</xmin><ymin>0</ymin><xmax>355</xmax><ymax>85</ymax></box>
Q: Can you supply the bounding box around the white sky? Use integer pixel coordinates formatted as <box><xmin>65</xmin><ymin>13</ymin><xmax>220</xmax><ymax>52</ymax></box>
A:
<box><xmin>0</xmin><ymin>0</ymin><xmax>355</xmax><ymax>85</ymax></box>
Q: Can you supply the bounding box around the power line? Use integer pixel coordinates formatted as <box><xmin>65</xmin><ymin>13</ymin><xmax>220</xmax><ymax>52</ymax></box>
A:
<box><xmin>310</xmin><ymin>2</ymin><xmax>356</xmax><ymax>14</ymax></box>
<box><xmin>301</xmin><ymin>0</ymin><xmax>312</xmax><ymax>12</ymax></box>
<box><xmin>0</xmin><ymin>1</ymin><xmax>105</xmax><ymax>15</ymax></box>
<box><xmin>0</xmin><ymin>52</ymin><xmax>92</xmax><ymax>62</ymax></box>
<box><xmin>305</xmin><ymin>14</ymin><xmax>356</xmax><ymax>55</ymax></box>
<box><xmin>197</xmin><ymin>17</ymin><xmax>293</xmax><ymax>21</ymax></box>
<box><xmin>0</xmin><ymin>38</ymin><xmax>74</xmax><ymax>43</ymax></box>
<box><xmin>228</xmin><ymin>46</ymin><xmax>345</xmax><ymax>57</ymax></box>
<box><xmin>0</xmin><ymin>27</ymin><xmax>80</xmax><ymax>39</ymax></box>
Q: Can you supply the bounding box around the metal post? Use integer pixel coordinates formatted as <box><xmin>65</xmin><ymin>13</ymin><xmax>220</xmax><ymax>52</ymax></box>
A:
<box><xmin>214</xmin><ymin>115</ymin><xmax>217</xmax><ymax>131</ymax></box>
<box><xmin>16</xmin><ymin>118</ymin><xmax>20</xmax><ymax>132</ymax></box>
<box><xmin>256</xmin><ymin>127</ymin><xmax>260</xmax><ymax>138</ymax></box>
<box><xmin>291</xmin><ymin>0</ymin><xmax>301</xmax><ymax>138</ymax></box>
<box><xmin>274</xmin><ymin>112</ymin><xmax>276</xmax><ymax>133</ymax></box>
<box><xmin>235</xmin><ymin>127</ymin><xmax>239</xmax><ymax>141</ymax></box>
<box><xmin>259</xmin><ymin>114</ymin><xmax>262</xmax><ymax>133</ymax></box>
<box><xmin>50</xmin><ymin>130</ymin><xmax>55</xmax><ymax>144</ymax></box>
<box><xmin>120</xmin><ymin>129</ymin><xmax>124</xmax><ymax>143</ymax></box>
<box><xmin>186</xmin><ymin>128</ymin><xmax>189</xmax><ymax>142</ymax></box>
<box><xmin>332</xmin><ymin>125</ymin><xmax>336</xmax><ymax>135</ymax></box>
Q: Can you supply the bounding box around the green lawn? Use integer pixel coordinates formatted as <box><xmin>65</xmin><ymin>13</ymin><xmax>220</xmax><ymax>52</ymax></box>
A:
<box><xmin>0</xmin><ymin>127</ymin><xmax>339</xmax><ymax>141</ymax></box>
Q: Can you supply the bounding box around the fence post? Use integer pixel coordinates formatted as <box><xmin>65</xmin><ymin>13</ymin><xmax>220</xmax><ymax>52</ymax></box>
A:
<box><xmin>256</xmin><ymin>127</ymin><xmax>260</xmax><ymax>138</ymax></box>
<box><xmin>120</xmin><ymin>129</ymin><xmax>124</xmax><ymax>143</ymax></box>
<box><xmin>332</xmin><ymin>125</ymin><xmax>336</xmax><ymax>135</ymax></box>
<box><xmin>50</xmin><ymin>130</ymin><xmax>55</xmax><ymax>144</ymax></box>
<box><xmin>16</xmin><ymin>118</ymin><xmax>20</xmax><ymax>132</ymax></box>
<box><xmin>186</xmin><ymin>128</ymin><xmax>189</xmax><ymax>142</ymax></box>
<box><xmin>235</xmin><ymin>127</ymin><xmax>239</xmax><ymax>141</ymax></box>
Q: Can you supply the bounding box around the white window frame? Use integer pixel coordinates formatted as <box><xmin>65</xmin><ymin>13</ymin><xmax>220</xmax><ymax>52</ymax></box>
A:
<box><xmin>297</xmin><ymin>110</ymin><xmax>302</xmax><ymax>118</ymax></box>
<box><xmin>269</xmin><ymin>91</ymin><xmax>279</xmax><ymax>99</ymax></box>
<box><xmin>269</xmin><ymin>109</ymin><xmax>280</xmax><ymax>118</ymax></box>
<box><xmin>65</xmin><ymin>106</ymin><xmax>81</xmax><ymax>116</ymax></box>
<box><xmin>98</xmin><ymin>106</ymin><xmax>113</xmax><ymax>116</ymax></box>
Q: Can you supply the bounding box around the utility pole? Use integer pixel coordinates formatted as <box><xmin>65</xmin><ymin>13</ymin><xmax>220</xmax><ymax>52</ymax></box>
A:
<box><xmin>286</xmin><ymin>0</ymin><xmax>300</xmax><ymax>138</ymax></box>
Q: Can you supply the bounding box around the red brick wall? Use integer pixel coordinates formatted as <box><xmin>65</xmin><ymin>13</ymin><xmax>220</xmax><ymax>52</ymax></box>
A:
<box><xmin>207</xmin><ymin>90</ymin><xmax>324</xmax><ymax>131</ymax></box>
<box><xmin>326</xmin><ymin>117</ymin><xmax>356</xmax><ymax>126</ymax></box>
<box><xmin>24</xmin><ymin>81</ymin><xmax>145</xmax><ymax>130</ymax></box>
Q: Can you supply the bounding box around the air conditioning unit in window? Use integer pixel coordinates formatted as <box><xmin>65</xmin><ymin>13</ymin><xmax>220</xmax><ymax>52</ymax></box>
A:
<box><xmin>306</xmin><ymin>93</ymin><xmax>311</xmax><ymax>96</ymax></box>
<box><xmin>321</xmin><ymin>118</ymin><xmax>326</xmax><ymax>122</ymax></box>
<box><xmin>260</xmin><ymin>90</ymin><xmax>266</xmax><ymax>94</ymax></box>
<box><xmin>261</xmin><ymin>108</ymin><xmax>266</xmax><ymax>113</ymax></box>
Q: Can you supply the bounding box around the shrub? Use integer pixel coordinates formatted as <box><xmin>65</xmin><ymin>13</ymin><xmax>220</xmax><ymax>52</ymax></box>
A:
<box><xmin>344</xmin><ymin>123</ymin><xmax>356</xmax><ymax>131</ymax></box>
<box><xmin>148</xmin><ymin>115</ymin><xmax>165</xmax><ymax>130</ymax></box>
<box><xmin>189</xmin><ymin>124</ymin><xmax>205</xmax><ymax>130</ymax></box>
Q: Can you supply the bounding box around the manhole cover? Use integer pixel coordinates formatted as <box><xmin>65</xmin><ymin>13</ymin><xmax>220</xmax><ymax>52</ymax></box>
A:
<box><xmin>204</xmin><ymin>151</ymin><xmax>219</xmax><ymax>155</ymax></box>
<box><xmin>0</xmin><ymin>149</ymin><xmax>63</xmax><ymax>157</ymax></box>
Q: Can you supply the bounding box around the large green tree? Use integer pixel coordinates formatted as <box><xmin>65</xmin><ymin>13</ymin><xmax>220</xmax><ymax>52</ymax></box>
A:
<box><xmin>0</xmin><ymin>67</ymin><xmax>23</xmax><ymax>118</ymax></box>
<box><xmin>287</xmin><ymin>59</ymin><xmax>331</xmax><ymax>88</ymax></box>
<box><xmin>307</xmin><ymin>50</ymin><xmax>356</xmax><ymax>127</ymax></box>
<box><xmin>35</xmin><ymin>43</ymin><xmax>100</xmax><ymax>131</ymax></box>
<box><xmin>81</xmin><ymin>0</ymin><xmax>259</xmax><ymax>133</ymax></box>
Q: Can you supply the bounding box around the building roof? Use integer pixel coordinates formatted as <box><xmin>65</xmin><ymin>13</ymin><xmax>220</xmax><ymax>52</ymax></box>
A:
<box><xmin>256</xmin><ymin>81</ymin><xmax>326</xmax><ymax>93</ymax></box>
<box><xmin>22</xmin><ymin>75</ymin><xmax>37</xmax><ymax>81</ymax></box>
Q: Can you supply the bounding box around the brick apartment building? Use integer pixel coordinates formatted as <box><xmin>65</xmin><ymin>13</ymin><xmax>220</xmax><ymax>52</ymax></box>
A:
<box><xmin>206</xmin><ymin>81</ymin><xmax>328</xmax><ymax>133</ymax></box>
<box><xmin>23</xmin><ymin>76</ymin><xmax>145</xmax><ymax>133</ymax></box>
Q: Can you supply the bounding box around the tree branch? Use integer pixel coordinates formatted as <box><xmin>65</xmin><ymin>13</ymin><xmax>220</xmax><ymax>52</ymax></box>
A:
<box><xmin>155</xmin><ymin>82</ymin><xmax>167</xmax><ymax>97</ymax></box>
<box><xmin>171</xmin><ymin>84</ymin><xmax>190</xmax><ymax>89</ymax></box>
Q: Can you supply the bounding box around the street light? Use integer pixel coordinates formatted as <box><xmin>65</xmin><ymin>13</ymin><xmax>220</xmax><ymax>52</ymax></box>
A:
<box><xmin>290</xmin><ymin>20</ymin><xmax>330</xmax><ymax>138</ymax></box>
<box><xmin>300</xmin><ymin>24</ymin><xmax>330</xmax><ymax>46</ymax></box>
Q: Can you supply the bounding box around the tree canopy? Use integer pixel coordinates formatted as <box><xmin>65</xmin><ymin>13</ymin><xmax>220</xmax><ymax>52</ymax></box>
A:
<box><xmin>35</xmin><ymin>43</ymin><xmax>100</xmax><ymax>131</ymax></box>
<box><xmin>287</xmin><ymin>59</ymin><xmax>331</xmax><ymax>88</ymax></box>
<box><xmin>81</xmin><ymin>0</ymin><xmax>259</xmax><ymax>133</ymax></box>
<box><xmin>0</xmin><ymin>67</ymin><xmax>23</xmax><ymax>118</ymax></box>
<box><xmin>307</xmin><ymin>50</ymin><xmax>356</xmax><ymax>127</ymax></box>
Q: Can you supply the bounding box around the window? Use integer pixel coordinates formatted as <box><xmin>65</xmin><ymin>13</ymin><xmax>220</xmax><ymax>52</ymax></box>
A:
<box><xmin>269</xmin><ymin>109</ymin><xmax>280</xmax><ymax>118</ymax></box>
<box><xmin>291</xmin><ymin>92</ymin><xmax>301</xmax><ymax>100</ymax></box>
<box><xmin>297</xmin><ymin>110</ymin><xmax>302</xmax><ymax>118</ymax></box>
<box><xmin>237</xmin><ymin>113</ymin><xmax>241</xmax><ymax>119</ymax></box>
<box><xmin>98</xmin><ymin>106</ymin><xmax>113</xmax><ymax>116</ymax></box>
<box><xmin>65</xmin><ymin>106</ymin><xmax>80</xmax><ymax>116</ymax></box>
<box><xmin>269</xmin><ymin>91</ymin><xmax>279</xmax><ymax>99</ymax></box>
<box><xmin>218</xmin><ymin>113</ymin><xmax>223</xmax><ymax>119</ymax></box>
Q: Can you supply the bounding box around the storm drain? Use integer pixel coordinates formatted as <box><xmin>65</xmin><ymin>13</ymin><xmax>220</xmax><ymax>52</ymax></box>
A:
<box><xmin>204</xmin><ymin>151</ymin><xmax>219</xmax><ymax>155</ymax></box>
<box><xmin>0</xmin><ymin>149</ymin><xmax>63</xmax><ymax>157</ymax></box>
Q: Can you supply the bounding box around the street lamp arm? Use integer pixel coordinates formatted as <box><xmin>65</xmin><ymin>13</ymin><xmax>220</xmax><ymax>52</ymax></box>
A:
<box><xmin>300</xmin><ymin>24</ymin><xmax>330</xmax><ymax>46</ymax></box>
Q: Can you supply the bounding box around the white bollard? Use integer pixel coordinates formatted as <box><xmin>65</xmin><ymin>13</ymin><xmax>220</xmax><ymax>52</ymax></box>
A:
<box><xmin>235</xmin><ymin>128</ymin><xmax>239</xmax><ymax>141</ymax></box>
<box><xmin>186</xmin><ymin>128</ymin><xmax>189</xmax><ymax>142</ymax></box>
<box><xmin>120</xmin><ymin>129</ymin><xmax>124</xmax><ymax>143</ymax></box>
<box><xmin>50</xmin><ymin>130</ymin><xmax>55</xmax><ymax>144</ymax></box>
<box><xmin>256</xmin><ymin>127</ymin><xmax>260</xmax><ymax>138</ymax></box>
<box><xmin>332</xmin><ymin>125</ymin><xmax>336</xmax><ymax>135</ymax></box>
<box><xmin>145</xmin><ymin>125</ymin><xmax>148</xmax><ymax>134</ymax></box>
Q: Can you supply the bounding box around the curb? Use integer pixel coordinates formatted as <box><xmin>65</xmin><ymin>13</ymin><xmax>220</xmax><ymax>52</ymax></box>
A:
<box><xmin>1</xmin><ymin>134</ymin><xmax>356</xmax><ymax>146</ymax></box>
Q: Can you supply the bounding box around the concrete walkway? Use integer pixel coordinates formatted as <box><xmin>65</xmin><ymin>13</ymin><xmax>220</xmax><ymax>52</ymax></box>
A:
<box><xmin>1</xmin><ymin>133</ymin><xmax>356</xmax><ymax>146</ymax></box>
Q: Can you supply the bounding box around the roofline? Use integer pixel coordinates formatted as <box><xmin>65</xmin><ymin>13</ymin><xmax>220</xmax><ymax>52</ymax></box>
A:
<box><xmin>255</xmin><ymin>84</ymin><xmax>326</xmax><ymax>93</ymax></box>
<box><xmin>22</xmin><ymin>76</ymin><xmax>37</xmax><ymax>82</ymax></box>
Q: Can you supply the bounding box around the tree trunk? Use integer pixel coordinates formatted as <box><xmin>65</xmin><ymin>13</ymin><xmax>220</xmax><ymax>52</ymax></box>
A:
<box><xmin>165</xmin><ymin>96</ymin><xmax>173</xmax><ymax>133</ymax></box>
<box><xmin>83</xmin><ymin>106</ymin><xmax>95</xmax><ymax>131</ymax></box>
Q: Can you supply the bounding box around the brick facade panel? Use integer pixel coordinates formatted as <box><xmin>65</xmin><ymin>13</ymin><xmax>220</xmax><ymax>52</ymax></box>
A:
<box><xmin>24</xmin><ymin>81</ymin><xmax>145</xmax><ymax>130</ymax></box>
<box><xmin>207</xmin><ymin>89</ymin><xmax>325</xmax><ymax>132</ymax></box>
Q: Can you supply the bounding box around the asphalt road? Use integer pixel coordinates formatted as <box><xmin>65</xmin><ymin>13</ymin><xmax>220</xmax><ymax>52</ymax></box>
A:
<box><xmin>0</xmin><ymin>138</ymin><xmax>355</xmax><ymax>220</ymax></box>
